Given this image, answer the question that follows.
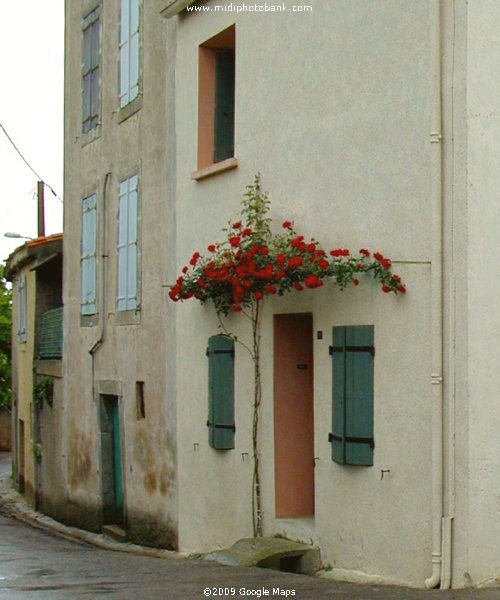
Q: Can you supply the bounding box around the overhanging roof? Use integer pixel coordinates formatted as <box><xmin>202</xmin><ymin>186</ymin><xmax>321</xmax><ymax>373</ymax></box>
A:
<box><xmin>161</xmin><ymin>0</ymin><xmax>197</xmax><ymax>18</ymax></box>
<box><xmin>5</xmin><ymin>233</ymin><xmax>63</xmax><ymax>281</ymax></box>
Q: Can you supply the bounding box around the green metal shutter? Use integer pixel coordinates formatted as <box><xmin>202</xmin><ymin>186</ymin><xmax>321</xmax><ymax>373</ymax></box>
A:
<box><xmin>214</xmin><ymin>50</ymin><xmax>235</xmax><ymax>163</ymax></box>
<box><xmin>330</xmin><ymin>325</ymin><xmax>374</xmax><ymax>466</ymax></box>
<box><xmin>38</xmin><ymin>307</ymin><xmax>64</xmax><ymax>359</ymax></box>
<box><xmin>207</xmin><ymin>335</ymin><xmax>235</xmax><ymax>449</ymax></box>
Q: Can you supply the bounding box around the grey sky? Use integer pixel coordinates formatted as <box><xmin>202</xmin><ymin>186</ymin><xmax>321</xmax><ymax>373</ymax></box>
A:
<box><xmin>1</xmin><ymin>2</ymin><xmax>64</xmax><ymax>263</ymax></box>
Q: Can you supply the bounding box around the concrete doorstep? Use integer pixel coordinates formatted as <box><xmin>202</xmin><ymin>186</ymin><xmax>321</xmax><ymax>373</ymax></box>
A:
<box><xmin>203</xmin><ymin>537</ymin><xmax>322</xmax><ymax>575</ymax></box>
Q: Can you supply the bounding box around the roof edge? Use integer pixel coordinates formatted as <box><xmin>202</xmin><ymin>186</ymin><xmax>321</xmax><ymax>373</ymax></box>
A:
<box><xmin>160</xmin><ymin>0</ymin><xmax>197</xmax><ymax>18</ymax></box>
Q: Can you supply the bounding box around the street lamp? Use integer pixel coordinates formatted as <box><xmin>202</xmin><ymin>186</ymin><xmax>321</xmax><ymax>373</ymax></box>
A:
<box><xmin>4</xmin><ymin>232</ymin><xmax>34</xmax><ymax>240</ymax></box>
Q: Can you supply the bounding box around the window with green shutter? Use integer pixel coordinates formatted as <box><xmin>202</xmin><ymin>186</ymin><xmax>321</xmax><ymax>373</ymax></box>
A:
<box><xmin>329</xmin><ymin>325</ymin><xmax>374</xmax><ymax>466</ymax></box>
<box><xmin>38</xmin><ymin>307</ymin><xmax>63</xmax><ymax>359</ymax></box>
<box><xmin>214</xmin><ymin>49</ymin><xmax>235</xmax><ymax>163</ymax></box>
<box><xmin>207</xmin><ymin>335</ymin><xmax>235</xmax><ymax>450</ymax></box>
<box><xmin>197</xmin><ymin>25</ymin><xmax>236</xmax><ymax>172</ymax></box>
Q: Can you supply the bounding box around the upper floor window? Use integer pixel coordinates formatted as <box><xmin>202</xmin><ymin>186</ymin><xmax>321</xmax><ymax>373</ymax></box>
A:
<box><xmin>81</xmin><ymin>194</ymin><xmax>98</xmax><ymax>316</ymax></box>
<box><xmin>117</xmin><ymin>175</ymin><xmax>139</xmax><ymax>312</ymax></box>
<box><xmin>82</xmin><ymin>6</ymin><xmax>101</xmax><ymax>133</ymax></box>
<box><xmin>17</xmin><ymin>273</ymin><xmax>27</xmax><ymax>343</ymax></box>
<box><xmin>120</xmin><ymin>0</ymin><xmax>140</xmax><ymax>108</ymax></box>
<box><xmin>197</xmin><ymin>26</ymin><xmax>235</xmax><ymax>170</ymax></box>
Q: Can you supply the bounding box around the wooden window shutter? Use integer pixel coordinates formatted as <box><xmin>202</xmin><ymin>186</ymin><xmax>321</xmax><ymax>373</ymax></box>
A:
<box><xmin>119</xmin><ymin>0</ymin><xmax>140</xmax><ymax>107</ymax></box>
<box><xmin>117</xmin><ymin>175</ymin><xmax>139</xmax><ymax>311</ymax></box>
<box><xmin>82</xmin><ymin>7</ymin><xmax>101</xmax><ymax>133</ymax></box>
<box><xmin>38</xmin><ymin>307</ymin><xmax>63</xmax><ymax>359</ymax></box>
<box><xmin>81</xmin><ymin>194</ymin><xmax>97</xmax><ymax>315</ymax></box>
<box><xmin>17</xmin><ymin>273</ymin><xmax>27</xmax><ymax>342</ymax></box>
<box><xmin>329</xmin><ymin>325</ymin><xmax>374</xmax><ymax>466</ymax></box>
<box><xmin>214</xmin><ymin>50</ymin><xmax>235</xmax><ymax>163</ymax></box>
<box><xmin>207</xmin><ymin>335</ymin><xmax>235</xmax><ymax>449</ymax></box>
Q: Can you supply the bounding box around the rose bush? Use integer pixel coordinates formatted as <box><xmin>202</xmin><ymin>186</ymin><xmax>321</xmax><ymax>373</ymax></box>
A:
<box><xmin>169</xmin><ymin>177</ymin><xmax>405</xmax><ymax>314</ymax></box>
<box><xmin>169</xmin><ymin>175</ymin><xmax>406</xmax><ymax>537</ymax></box>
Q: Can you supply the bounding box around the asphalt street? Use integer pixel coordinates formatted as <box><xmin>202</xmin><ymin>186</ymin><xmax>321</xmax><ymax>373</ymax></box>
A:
<box><xmin>1</xmin><ymin>452</ymin><xmax>500</xmax><ymax>599</ymax></box>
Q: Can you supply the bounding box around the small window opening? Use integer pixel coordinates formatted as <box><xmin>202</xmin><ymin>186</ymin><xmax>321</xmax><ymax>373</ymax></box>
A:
<box><xmin>136</xmin><ymin>381</ymin><xmax>145</xmax><ymax>419</ymax></box>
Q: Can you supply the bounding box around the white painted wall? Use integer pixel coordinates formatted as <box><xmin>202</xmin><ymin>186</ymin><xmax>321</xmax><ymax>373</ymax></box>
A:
<box><xmin>463</xmin><ymin>0</ymin><xmax>500</xmax><ymax>587</ymax></box>
<box><xmin>174</xmin><ymin>0</ymin><xmax>435</xmax><ymax>586</ymax></box>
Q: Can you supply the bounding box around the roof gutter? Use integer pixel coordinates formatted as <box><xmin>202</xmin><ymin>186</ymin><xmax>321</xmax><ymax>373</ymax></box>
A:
<box><xmin>160</xmin><ymin>0</ymin><xmax>197</xmax><ymax>18</ymax></box>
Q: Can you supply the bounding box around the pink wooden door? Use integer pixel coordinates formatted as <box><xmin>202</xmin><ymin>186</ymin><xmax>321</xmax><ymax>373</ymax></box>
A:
<box><xmin>274</xmin><ymin>313</ymin><xmax>314</xmax><ymax>518</ymax></box>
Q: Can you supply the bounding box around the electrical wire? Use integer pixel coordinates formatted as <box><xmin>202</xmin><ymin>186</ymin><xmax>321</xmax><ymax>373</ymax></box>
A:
<box><xmin>0</xmin><ymin>121</ymin><xmax>63</xmax><ymax>203</ymax></box>
<box><xmin>0</xmin><ymin>187</ymin><xmax>36</xmax><ymax>227</ymax></box>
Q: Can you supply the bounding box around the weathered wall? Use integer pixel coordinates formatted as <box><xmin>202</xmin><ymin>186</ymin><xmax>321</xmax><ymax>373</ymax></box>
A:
<box><xmin>173</xmin><ymin>0</ymin><xmax>434</xmax><ymax>587</ymax></box>
<box><xmin>63</xmin><ymin>0</ymin><xmax>177</xmax><ymax>546</ymax></box>
<box><xmin>11</xmin><ymin>268</ymin><xmax>36</xmax><ymax>506</ymax></box>
<box><xmin>34</xmin><ymin>360</ymin><xmax>65</xmax><ymax>520</ymax></box>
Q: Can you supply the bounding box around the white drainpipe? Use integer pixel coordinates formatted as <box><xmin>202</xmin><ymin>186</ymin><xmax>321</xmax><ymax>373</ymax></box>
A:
<box><xmin>425</xmin><ymin>0</ymin><xmax>445</xmax><ymax>590</ymax></box>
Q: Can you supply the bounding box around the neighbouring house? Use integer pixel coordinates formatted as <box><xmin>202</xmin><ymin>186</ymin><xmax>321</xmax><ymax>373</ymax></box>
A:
<box><xmin>5</xmin><ymin>234</ymin><xmax>64</xmax><ymax>512</ymax></box>
<box><xmin>62</xmin><ymin>0</ymin><xmax>175</xmax><ymax>546</ymax></box>
<box><xmin>59</xmin><ymin>0</ymin><xmax>500</xmax><ymax>590</ymax></box>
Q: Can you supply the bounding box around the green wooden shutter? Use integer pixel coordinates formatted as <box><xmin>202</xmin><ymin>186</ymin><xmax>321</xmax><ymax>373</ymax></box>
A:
<box><xmin>207</xmin><ymin>335</ymin><xmax>235</xmax><ymax>449</ymax></box>
<box><xmin>330</xmin><ymin>325</ymin><xmax>374</xmax><ymax>466</ymax></box>
<box><xmin>38</xmin><ymin>307</ymin><xmax>63</xmax><ymax>359</ymax></box>
<box><xmin>330</xmin><ymin>327</ymin><xmax>346</xmax><ymax>463</ymax></box>
<box><xmin>214</xmin><ymin>50</ymin><xmax>235</xmax><ymax>163</ymax></box>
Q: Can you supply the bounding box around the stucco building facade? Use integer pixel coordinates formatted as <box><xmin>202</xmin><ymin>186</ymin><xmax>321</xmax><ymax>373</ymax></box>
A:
<box><xmin>6</xmin><ymin>234</ymin><xmax>64</xmax><ymax>512</ymax></box>
<box><xmin>62</xmin><ymin>0</ymin><xmax>176</xmax><ymax>546</ymax></box>
<box><xmin>58</xmin><ymin>0</ymin><xmax>500</xmax><ymax>590</ymax></box>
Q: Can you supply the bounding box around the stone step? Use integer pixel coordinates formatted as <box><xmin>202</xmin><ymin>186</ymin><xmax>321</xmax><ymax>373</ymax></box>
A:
<box><xmin>203</xmin><ymin>537</ymin><xmax>322</xmax><ymax>575</ymax></box>
<box><xmin>102</xmin><ymin>524</ymin><xmax>127</xmax><ymax>543</ymax></box>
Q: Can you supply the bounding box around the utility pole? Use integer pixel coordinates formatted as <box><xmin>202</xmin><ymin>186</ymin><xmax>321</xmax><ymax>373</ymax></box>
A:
<box><xmin>37</xmin><ymin>181</ymin><xmax>45</xmax><ymax>238</ymax></box>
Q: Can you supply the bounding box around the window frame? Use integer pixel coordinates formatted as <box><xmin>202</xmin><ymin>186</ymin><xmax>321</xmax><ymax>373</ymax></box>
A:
<box><xmin>192</xmin><ymin>25</ymin><xmax>238</xmax><ymax>181</ymax></box>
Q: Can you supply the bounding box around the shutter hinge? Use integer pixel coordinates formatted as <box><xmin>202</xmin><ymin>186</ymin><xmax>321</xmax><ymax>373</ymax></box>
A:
<box><xmin>206</xmin><ymin>420</ymin><xmax>236</xmax><ymax>432</ymax></box>
<box><xmin>206</xmin><ymin>348</ymin><xmax>235</xmax><ymax>357</ymax></box>
<box><xmin>328</xmin><ymin>432</ymin><xmax>375</xmax><ymax>449</ymax></box>
<box><xmin>329</xmin><ymin>345</ymin><xmax>375</xmax><ymax>356</ymax></box>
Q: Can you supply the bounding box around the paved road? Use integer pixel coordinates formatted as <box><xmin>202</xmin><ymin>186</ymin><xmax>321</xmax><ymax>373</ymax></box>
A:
<box><xmin>2</xmin><ymin>514</ymin><xmax>500</xmax><ymax>600</ymax></box>
<box><xmin>1</xmin><ymin>452</ymin><xmax>500</xmax><ymax>599</ymax></box>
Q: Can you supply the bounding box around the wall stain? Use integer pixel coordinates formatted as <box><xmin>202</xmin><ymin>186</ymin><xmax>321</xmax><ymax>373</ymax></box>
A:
<box><xmin>143</xmin><ymin>470</ymin><xmax>157</xmax><ymax>494</ymax></box>
<box><xmin>134</xmin><ymin>428</ymin><xmax>153</xmax><ymax>468</ymax></box>
<box><xmin>68</xmin><ymin>429</ymin><xmax>91</xmax><ymax>489</ymax></box>
<box><xmin>159</xmin><ymin>472</ymin><xmax>168</xmax><ymax>496</ymax></box>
